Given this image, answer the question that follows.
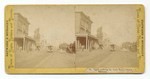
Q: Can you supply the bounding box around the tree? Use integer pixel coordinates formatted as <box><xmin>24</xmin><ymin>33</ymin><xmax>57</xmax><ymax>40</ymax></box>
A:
<box><xmin>97</xmin><ymin>26</ymin><xmax>103</xmax><ymax>44</ymax></box>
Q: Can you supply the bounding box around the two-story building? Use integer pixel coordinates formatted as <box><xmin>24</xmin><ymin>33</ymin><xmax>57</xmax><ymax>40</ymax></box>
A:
<box><xmin>75</xmin><ymin>12</ymin><xmax>98</xmax><ymax>52</ymax></box>
<box><xmin>14</xmin><ymin>13</ymin><xmax>35</xmax><ymax>52</ymax></box>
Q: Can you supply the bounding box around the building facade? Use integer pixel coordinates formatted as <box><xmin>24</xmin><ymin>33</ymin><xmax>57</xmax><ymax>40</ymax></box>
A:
<box><xmin>14</xmin><ymin>13</ymin><xmax>35</xmax><ymax>52</ymax></box>
<box><xmin>75</xmin><ymin>12</ymin><xmax>98</xmax><ymax>52</ymax></box>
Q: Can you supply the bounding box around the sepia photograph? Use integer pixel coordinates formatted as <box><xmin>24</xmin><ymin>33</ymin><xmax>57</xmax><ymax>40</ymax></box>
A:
<box><xmin>13</xmin><ymin>5</ymin><xmax>139</xmax><ymax>68</ymax></box>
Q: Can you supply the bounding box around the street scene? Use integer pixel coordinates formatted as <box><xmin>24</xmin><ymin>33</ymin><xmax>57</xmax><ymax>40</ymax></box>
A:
<box><xmin>14</xmin><ymin>5</ymin><xmax>138</xmax><ymax>68</ymax></box>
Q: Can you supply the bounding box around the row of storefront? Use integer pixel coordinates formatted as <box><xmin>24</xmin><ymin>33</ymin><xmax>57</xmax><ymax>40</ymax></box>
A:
<box><xmin>14</xmin><ymin>13</ymin><xmax>39</xmax><ymax>52</ymax></box>
<box><xmin>14</xmin><ymin>12</ymin><xmax>101</xmax><ymax>53</ymax></box>
<box><xmin>75</xmin><ymin>34</ymin><xmax>99</xmax><ymax>51</ymax></box>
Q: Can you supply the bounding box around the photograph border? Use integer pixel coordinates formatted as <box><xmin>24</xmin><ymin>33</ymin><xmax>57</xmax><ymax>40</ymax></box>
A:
<box><xmin>5</xmin><ymin>4</ymin><xmax>145</xmax><ymax>74</ymax></box>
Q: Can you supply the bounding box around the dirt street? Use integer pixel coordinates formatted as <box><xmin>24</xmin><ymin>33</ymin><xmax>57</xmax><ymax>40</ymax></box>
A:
<box><xmin>15</xmin><ymin>49</ymin><xmax>138</xmax><ymax>68</ymax></box>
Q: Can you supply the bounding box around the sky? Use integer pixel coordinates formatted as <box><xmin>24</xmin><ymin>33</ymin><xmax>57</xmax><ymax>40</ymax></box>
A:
<box><xmin>14</xmin><ymin>5</ymin><xmax>137</xmax><ymax>46</ymax></box>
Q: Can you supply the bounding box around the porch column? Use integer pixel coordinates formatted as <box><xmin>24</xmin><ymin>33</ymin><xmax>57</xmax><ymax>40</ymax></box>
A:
<box><xmin>86</xmin><ymin>35</ymin><xmax>88</xmax><ymax>50</ymax></box>
<box><xmin>88</xmin><ymin>39</ymin><xmax>90</xmax><ymax>50</ymax></box>
<box><xmin>90</xmin><ymin>40</ymin><xmax>92</xmax><ymax>50</ymax></box>
<box><xmin>23</xmin><ymin>37</ymin><xmax>25</xmax><ymax>51</ymax></box>
<box><xmin>77</xmin><ymin>39</ymin><xmax>80</xmax><ymax>49</ymax></box>
<box><xmin>75</xmin><ymin>40</ymin><xmax>78</xmax><ymax>50</ymax></box>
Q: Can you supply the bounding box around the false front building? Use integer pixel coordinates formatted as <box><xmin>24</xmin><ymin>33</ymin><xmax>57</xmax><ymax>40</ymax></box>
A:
<box><xmin>14</xmin><ymin>13</ymin><xmax>35</xmax><ymax>52</ymax></box>
<box><xmin>75</xmin><ymin>12</ymin><xmax>98</xmax><ymax>52</ymax></box>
